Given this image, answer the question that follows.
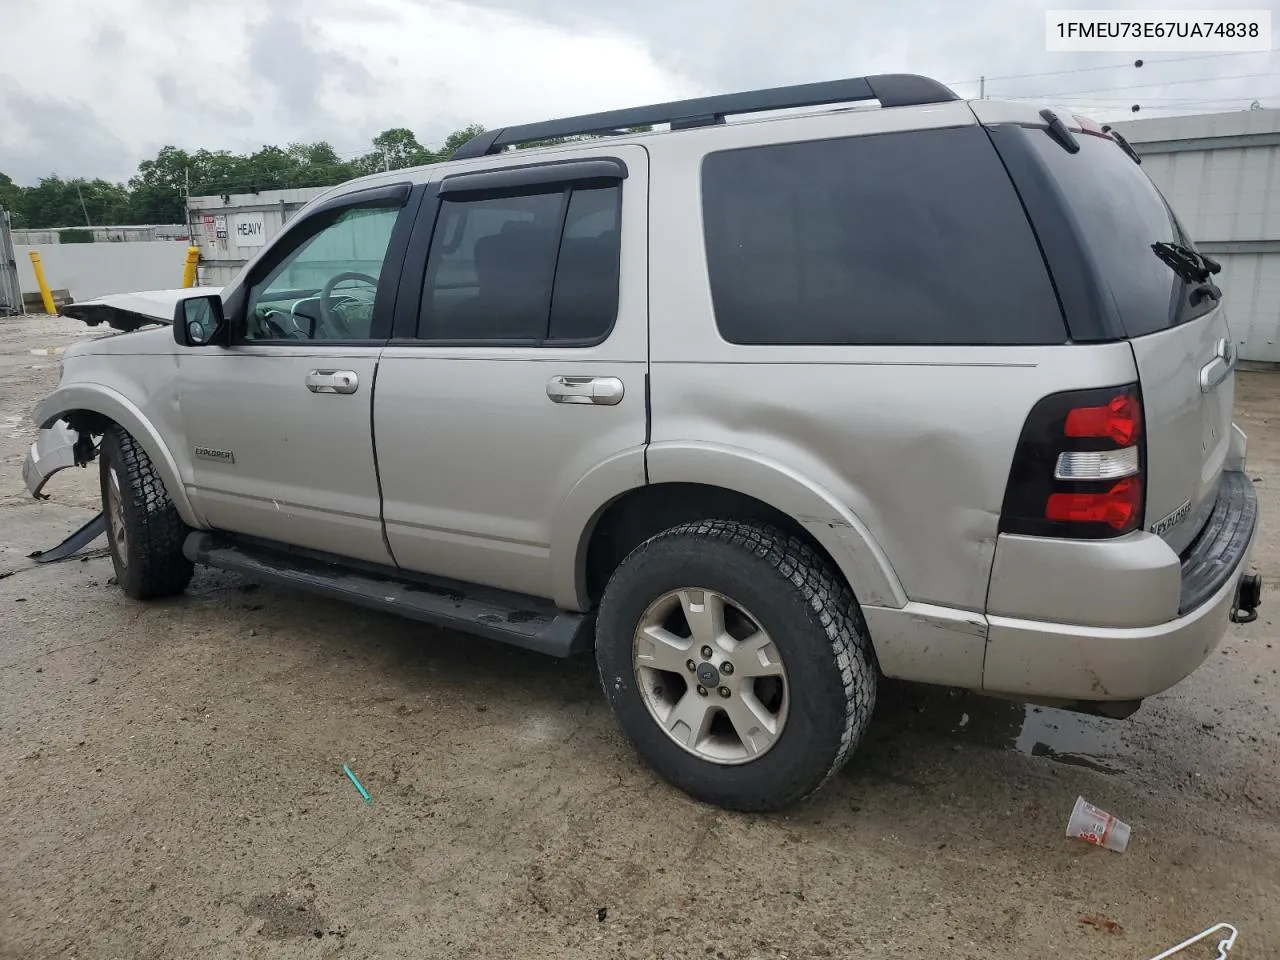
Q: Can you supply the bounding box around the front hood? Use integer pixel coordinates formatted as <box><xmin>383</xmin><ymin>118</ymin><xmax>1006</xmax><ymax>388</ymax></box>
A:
<box><xmin>61</xmin><ymin>287</ymin><xmax>223</xmax><ymax>333</ymax></box>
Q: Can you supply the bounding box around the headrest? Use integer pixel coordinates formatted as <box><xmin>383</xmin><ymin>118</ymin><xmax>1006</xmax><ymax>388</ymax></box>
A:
<box><xmin>474</xmin><ymin>224</ymin><xmax>547</xmax><ymax>282</ymax></box>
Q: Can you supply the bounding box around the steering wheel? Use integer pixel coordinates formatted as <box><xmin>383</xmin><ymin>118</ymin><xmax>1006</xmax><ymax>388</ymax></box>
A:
<box><xmin>260</xmin><ymin>310</ymin><xmax>305</xmax><ymax>340</ymax></box>
<box><xmin>320</xmin><ymin>272</ymin><xmax>379</xmax><ymax>339</ymax></box>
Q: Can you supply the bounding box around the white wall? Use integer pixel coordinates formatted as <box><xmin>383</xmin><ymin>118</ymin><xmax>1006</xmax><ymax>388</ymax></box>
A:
<box><xmin>1114</xmin><ymin>108</ymin><xmax>1280</xmax><ymax>363</ymax></box>
<box><xmin>16</xmin><ymin>241</ymin><xmax>190</xmax><ymax>300</ymax></box>
<box><xmin>1212</xmin><ymin>252</ymin><xmax>1280</xmax><ymax>361</ymax></box>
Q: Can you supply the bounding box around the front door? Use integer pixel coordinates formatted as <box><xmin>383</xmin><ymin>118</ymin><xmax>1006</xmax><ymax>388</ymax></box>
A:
<box><xmin>179</xmin><ymin>184</ymin><xmax>418</xmax><ymax>564</ymax></box>
<box><xmin>374</xmin><ymin>147</ymin><xmax>649</xmax><ymax>601</ymax></box>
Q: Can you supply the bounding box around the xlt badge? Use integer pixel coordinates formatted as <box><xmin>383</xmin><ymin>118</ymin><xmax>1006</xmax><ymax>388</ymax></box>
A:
<box><xmin>193</xmin><ymin>446</ymin><xmax>235</xmax><ymax>464</ymax></box>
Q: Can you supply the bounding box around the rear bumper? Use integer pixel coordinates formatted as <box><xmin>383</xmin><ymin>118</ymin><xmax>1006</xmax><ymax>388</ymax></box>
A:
<box><xmin>981</xmin><ymin>470</ymin><xmax>1259</xmax><ymax>701</ymax></box>
<box><xmin>22</xmin><ymin>421</ymin><xmax>81</xmax><ymax>499</ymax></box>
<box><xmin>1179</xmin><ymin>471</ymin><xmax>1258</xmax><ymax>614</ymax></box>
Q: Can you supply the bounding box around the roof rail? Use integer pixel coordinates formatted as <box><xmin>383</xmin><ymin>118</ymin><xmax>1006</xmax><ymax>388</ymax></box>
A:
<box><xmin>450</xmin><ymin>73</ymin><xmax>960</xmax><ymax>159</ymax></box>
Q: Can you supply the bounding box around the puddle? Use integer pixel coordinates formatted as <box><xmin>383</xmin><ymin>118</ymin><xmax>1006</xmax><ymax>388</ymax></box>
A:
<box><xmin>1013</xmin><ymin>705</ymin><xmax>1130</xmax><ymax>774</ymax></box>
<box><xmin>875</xmin><ymin>683</ymin><xmax>1133</xmax><ymax>774</ymax></box>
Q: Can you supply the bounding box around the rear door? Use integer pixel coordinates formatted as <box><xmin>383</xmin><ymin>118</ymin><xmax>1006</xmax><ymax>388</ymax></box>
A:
<box><xmin>373</xmin><ymin>147</ymin><xmax>649</xmax><ymax>601</ymax></box>
<box><xmin>994</xmin><ymin>114</ymin><xmax>1233</xmax><ymax>554</ymax></box>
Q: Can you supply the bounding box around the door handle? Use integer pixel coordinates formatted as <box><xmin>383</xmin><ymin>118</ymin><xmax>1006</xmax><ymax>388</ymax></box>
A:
<box><xmin>547</xmin><ymin>376</ymin><xmax>624</xmax><ymax>406</ymax></box>
<box><xmin>306</xmin><ymin>370</ymin><xmax>359</xmax><ymax>395</ymax></box>
<box><xmin>1200</xmin><ymin>338</ymin><xmax>1236</xmax><ymax>393</ymax></box>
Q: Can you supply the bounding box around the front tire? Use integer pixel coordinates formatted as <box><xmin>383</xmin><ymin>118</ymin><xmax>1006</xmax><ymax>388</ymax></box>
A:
<box><xmin>596</xmin><ymin>520</ymin><xmax>876</xmax><ymax>812</ymax></box>
<box><xmin>99</xmin><ymin>426</ymin><xmax>194</xmax><ymax>600</ymax></box>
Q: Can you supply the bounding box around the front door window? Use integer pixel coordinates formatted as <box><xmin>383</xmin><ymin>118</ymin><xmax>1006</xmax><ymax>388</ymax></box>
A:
<box><xmin>244</xmin><ymin>205</ymin><xmax>401</xmax><ymax>342</ymax></box>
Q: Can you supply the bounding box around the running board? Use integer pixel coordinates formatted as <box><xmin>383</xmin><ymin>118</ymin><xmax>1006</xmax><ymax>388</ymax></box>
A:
<box><xmin>183</xmin><ymin>532</ymin><xmax>592</xmax><ymax>658</ymax></box>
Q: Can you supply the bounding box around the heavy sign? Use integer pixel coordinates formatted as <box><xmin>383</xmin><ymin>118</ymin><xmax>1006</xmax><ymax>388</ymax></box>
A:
<box><xmin>232</xmin><ymin>213</ymin><xmax>267</xmax><ymax>247</ymax></box>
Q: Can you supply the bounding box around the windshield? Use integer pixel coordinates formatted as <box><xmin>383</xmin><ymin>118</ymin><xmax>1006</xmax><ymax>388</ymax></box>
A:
<box><xmin>1028</xmin><ymin>131</ymin><xmax>1215</xmax><ymax>337</ymax></box>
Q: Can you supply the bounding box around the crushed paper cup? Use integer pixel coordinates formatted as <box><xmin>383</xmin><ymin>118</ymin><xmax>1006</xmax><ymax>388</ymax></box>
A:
<box><xmin>1066</xmin><ymin>795</ymin><xmax>1130</xmax><ymax>853</ymax></box>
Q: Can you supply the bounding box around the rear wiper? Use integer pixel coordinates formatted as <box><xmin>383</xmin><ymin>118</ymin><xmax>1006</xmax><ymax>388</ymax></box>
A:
<box><xmin>1190</xmin><ymin>280</ymin><xmax>1222</xmax><ymax>307</ymax></box>
<box><xmin>1102</xmin><ymin>125</ymin><xmax>1142</xmax><ymax>165</ymax></box>
<box><xmin>1151</xmin><ymin>241</ymin><xmax>1219</xmax><ymax>283</ymax></box>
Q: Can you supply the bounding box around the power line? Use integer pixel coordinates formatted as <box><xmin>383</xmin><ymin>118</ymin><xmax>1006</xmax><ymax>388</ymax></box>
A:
<box><xmin>1034</xmin><ymin>95</ymin><xmax>1273</xmax><ymax>104</ymax></box>
<box><xmin>943</xmin><ymin>49</ymin><xmax>1268</xmax><ymax>88</ymax></box>
<box><xmin>1005</xmin><ymin>69</ymin><xmax>1280</xmax><ymax>99</ymax></box>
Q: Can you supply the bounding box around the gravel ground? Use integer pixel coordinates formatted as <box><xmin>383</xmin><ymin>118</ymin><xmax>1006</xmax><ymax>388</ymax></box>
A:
<box><xmin>1</xmin><ymin>314</ymin><xmax>1278</xmax><ymax>960</ymax></box>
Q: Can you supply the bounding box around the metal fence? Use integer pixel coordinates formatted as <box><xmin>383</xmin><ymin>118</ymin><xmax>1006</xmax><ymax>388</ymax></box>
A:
<box><xmin>0</xmin><ymin>207</ymin><xmax>22</xmax><ymax>316</ymax></box>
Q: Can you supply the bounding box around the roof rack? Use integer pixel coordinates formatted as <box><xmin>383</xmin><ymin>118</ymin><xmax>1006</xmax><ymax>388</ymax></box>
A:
<box><xmin>450</xmin><ymin>73</ymin><xmax>960</xmax><ymax>159</ymax></box>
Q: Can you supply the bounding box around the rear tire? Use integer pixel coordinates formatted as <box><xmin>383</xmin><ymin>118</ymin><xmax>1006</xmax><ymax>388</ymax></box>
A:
<box><xmin>596</xmin><ymin>519</ymin><xmax>876</xmax><ymax>812</ymax></box>
<box><xmin>99</xmin><ymin>426</ymin><xmax>194</xmax><ymax>600</ymax></box>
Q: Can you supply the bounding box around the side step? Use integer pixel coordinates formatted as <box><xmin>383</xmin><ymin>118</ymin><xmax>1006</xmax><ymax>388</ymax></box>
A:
<box><xmin>183</xmin><ymin>532</ymin><xmax>593</xmax><ymax>658</ymax></box>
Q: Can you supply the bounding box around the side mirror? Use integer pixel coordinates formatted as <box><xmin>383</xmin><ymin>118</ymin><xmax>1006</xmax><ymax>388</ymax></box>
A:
<box><xmin>174</xmin><ymin>294</ymin><xmax>226</xmax><ymax>347</ymax></box>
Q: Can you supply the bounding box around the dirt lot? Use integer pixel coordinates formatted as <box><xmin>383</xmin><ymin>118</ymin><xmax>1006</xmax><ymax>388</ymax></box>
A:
<box><xmin>2</xmin><ymin>314</ymin><xmax>1279</xmax><ymax>960</ymax></box>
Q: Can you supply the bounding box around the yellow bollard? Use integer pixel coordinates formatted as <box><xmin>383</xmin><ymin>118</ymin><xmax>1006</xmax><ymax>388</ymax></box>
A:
<box><xmin>181</xmin><ymin>245</ymin><xmax>201</xmax><ymax>288</ymax></box>
<box><xmin>28</xmin><ymin>251</ymin><xmax>57</xmax><ymax>315</ymax></box>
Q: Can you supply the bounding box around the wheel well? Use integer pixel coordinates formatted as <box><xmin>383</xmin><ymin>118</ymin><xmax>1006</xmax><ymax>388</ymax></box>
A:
<box><xmin>62</xmin><ymin>410</ymin><xmax>115</xmax><ymax>464</ymax></box>
<box><xmin>583</xmin><ymin>483</ymin><xmax>844</xmax><ymax>605</ymax></box>
<box><xmin>63</xmin><ymin>410</ymin><xmax>115</xmax><ymax>436</ymax></box>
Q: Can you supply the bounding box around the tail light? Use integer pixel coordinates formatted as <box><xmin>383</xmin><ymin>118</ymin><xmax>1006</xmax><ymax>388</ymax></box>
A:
<box><xmin>999</xmin><ymin>384</ymin><xmax>1145</xmax><ymax>539</ymax></box>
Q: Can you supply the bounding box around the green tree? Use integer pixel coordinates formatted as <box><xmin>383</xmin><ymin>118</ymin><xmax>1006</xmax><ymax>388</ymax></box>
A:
<box><xmin>127</xmin><ymin>145</ymin><xmax>192</xmax><ymax>223</ymax></box>
<box><xmin>0</xmin><ymin>172</ymin><xmax>25</xmax><ymax>226</ymax></box>
<box><xmin>369</xmin><ymin>128</ymin><xmax>434</xmax><ymax>170</ymax></box>
<box><xmin>440</xmin><ymin>124</ymin><xmax>486</xmax><ymax>157</ymax></box>
<box><xmin>5</xmin><ymin>123</ymin><xmax>491</xmax><ymax>228</ymax></box>
<box><xmin>12</xmin><ymin>176</ymin><xmax>128</xmax><ymax>228</ymax></box>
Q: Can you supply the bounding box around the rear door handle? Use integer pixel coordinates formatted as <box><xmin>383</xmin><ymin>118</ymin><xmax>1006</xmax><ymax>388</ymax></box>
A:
<box><xmin>1200</xmin><ymin>338</ymin><xmax>1236</xmax><ymax>393</ymax></box>
<box><xmin>547</xmin><ymin>376</ymin><xmax>624</xmax><ymax>406</ymax></box>
<box><xmin>306</xmin><ymin>370</ymin><xmax>359</xmax><ymax>395</ymax></box>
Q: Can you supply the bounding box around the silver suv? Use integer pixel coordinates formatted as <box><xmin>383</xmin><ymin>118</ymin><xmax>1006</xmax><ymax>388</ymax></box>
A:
<box><xmin>24</xmin><ymin>74</ymin><xmax>1261</xmax><ymax>812</ymax></box>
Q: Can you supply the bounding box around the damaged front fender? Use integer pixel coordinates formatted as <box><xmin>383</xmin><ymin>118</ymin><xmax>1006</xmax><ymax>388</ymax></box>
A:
<box><xmin>22</xmin><ymin>421</ymin><xmax>86</xmax><ymax>499</ymax></box>
<box><xmin>28</xmin><ymin>384</ymin><xmax>204</xmax><ymax>529</ymax></box>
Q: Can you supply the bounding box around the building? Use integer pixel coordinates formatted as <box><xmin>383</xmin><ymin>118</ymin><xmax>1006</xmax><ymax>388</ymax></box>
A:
<box><xmin>1113</xmin><ymin>108</ymin><xmax>1280</xmax><ymax>363</ymax></box>
<box><xmin>187</xmin><ymin>187</ymin><xmax>328</xmax><ymax>287</ymax></box>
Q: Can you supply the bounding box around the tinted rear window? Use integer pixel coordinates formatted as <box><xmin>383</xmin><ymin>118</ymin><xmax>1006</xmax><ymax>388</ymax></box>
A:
<box><xmin>701</xmin><ymin>126</ymin><xmax>1066</xmax><ymax>346</ymax></box>
<box><xmin>1027</xmin><ymin>132</ymin><xmax>1198</xmax><ymax>337</ymax></box>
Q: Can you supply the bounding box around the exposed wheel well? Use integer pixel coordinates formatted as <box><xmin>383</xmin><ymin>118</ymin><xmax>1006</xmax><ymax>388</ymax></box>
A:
<box><xmin>62</xmin><ymin>410</ymin><xmax>115</xmax><ymax>464</ymax></box>
<box><xmin>583</xmin><ymin>483</ymin><xmax>846</xmax><ymax>605</ymax></box>
<box><xmin>63</xmin><ymin>410</ymin><xmax>115</xmax><ymax>437</ymax></box>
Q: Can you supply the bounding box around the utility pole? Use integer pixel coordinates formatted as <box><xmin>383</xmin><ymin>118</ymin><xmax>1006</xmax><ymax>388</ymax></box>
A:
<box><xmin>75</xmin><ymin>182</ymin><xmax>91</xmax><ymax>227</ymax></box>
<box><xmin>383</xmin><ymin>148</ymin><xmax>391</xmax><ymax>172</ymax></box>
<box><xmin>979</xmin><ymin>75</ymin><xmax>985</xmax><ymax>100</ymax></box>
<box><xmin>184</xmin><ymin>165</ymin><xmax>197</xmax><ymax>255</ymax></box>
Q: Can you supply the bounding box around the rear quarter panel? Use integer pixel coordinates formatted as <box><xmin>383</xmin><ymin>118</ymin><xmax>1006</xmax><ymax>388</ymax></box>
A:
<box><xmin>648</xmin><ymin>346</ymin><xmax>1139</xmax><ymax>613</ymax></box>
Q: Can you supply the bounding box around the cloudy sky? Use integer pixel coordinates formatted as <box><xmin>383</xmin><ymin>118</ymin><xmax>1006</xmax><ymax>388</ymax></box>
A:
<box><xmin>2</xmin><ymin>0</ymin><xmax>1277</xmax><ymax>185</ymax></box>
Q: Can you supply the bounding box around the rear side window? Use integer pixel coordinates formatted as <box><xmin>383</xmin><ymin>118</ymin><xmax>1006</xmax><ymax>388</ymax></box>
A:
<box><xmin>418</xmin><ymin>184</ymin><xmax>620</xmax><ymax>343</ymax></box>
<box><xmin>1026</xmin><ymin>132</ymin><xmax>1199</xmax><ymax>337</ymax></box>
<box><xmin>701</xmin><ymin>126</ymin><xmax>1066</xmax><ymax>346</ymax></box>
